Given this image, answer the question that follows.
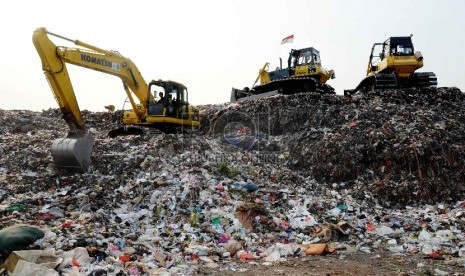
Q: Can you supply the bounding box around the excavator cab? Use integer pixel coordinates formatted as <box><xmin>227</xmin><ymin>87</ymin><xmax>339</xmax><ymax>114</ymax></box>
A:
<box><xmin>140</xmin><ymin>80</ymin><xmax>200</xmax><ymax>131</ymax></box>
<box><xmin>147</xmin><ymin>80</ymin><xmax>185</xmax><ymax>117</ymax></box>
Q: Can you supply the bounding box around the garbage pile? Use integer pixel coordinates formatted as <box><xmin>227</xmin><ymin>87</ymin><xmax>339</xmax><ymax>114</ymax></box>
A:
<box><xmin>1</xmin><ymin>87</ymin><xmax>465</xmax><ymax>274</ymax></box>
<box><xmin>202</xmin><ymin>87</ymin><xmax>465</xmax><ymax>204</ymax></box>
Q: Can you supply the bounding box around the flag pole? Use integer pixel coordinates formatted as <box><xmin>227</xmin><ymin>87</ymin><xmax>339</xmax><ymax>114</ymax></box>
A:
<box><xmin>280</xmin><ymin>34</ymin><xmax>294</xmax><ymax>69</ymax></box>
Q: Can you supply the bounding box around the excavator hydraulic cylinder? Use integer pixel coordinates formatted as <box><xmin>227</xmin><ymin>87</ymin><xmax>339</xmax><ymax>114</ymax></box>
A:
<box><xmin>50</xmin><ymin>134</ymin><xmax>94</xmax><ymax>172</ymax></box>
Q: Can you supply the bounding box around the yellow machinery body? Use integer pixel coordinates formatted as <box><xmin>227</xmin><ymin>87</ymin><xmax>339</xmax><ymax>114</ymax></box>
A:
<box><xmin>231</xmin><ymin>47</ymin><xmax>335</xmax><ymax>102</ymax></box>
<box><xmin>345</xmin><ymin>36</ymin><xmax>437</xmax><ymax>95</ymax></box>
<box><xmin>33</xmin><ymin>27</ymin><xmax>200</xmax><ymax>172</ymax></box>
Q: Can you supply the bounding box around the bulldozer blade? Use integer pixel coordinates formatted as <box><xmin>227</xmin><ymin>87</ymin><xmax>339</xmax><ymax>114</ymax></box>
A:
<box><xmin>236</xmin><ymin>90</ymin><xmax>279</xmax><ymax>102</ymax></box>
<box><xmin>50</xmin><ymin>134</ymin><xmax>94</xmax><ymax>172</ymax></box>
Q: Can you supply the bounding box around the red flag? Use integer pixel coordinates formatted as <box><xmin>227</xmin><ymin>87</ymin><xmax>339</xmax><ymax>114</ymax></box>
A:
<box><xmin>281</xmin><ymin>34</ymin><xmax>294</xmax><ymax>45</ymax></box>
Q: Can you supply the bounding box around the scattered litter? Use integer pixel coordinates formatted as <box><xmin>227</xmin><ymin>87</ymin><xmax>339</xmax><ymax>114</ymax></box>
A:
<box><xmin>1</xmin><ymin>87</ymin><xmax>465</xmax><ymax>274</ymax></box>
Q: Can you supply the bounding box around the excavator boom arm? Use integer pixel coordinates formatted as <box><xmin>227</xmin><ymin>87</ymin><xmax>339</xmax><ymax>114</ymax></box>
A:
<box><xmin>33</xmin><ymin>28</ymin><xmax>84</xmax><ymax>134</ymax></box>
<box><xmin>32</xmin><ymin>27</ymin><xmax>153</xmax><ymax>172</ymax></box>
<box><xmin>33</xmin><ymin>27</ymin><xmax>152</xmax><ymax>131</ymax></box>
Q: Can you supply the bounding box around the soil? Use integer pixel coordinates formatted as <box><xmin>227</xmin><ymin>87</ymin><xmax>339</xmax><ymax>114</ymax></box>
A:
<box><xmin>197</xmin><ymin>251</ymin><xmax>465</xmax><ymax>276</ymax></box>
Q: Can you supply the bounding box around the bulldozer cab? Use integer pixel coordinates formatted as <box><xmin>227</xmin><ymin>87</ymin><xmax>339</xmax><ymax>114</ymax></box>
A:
<box><xmin>289</xmin><ymin>47</ymin><xmax>321</xmax><ymax>77</ymax></box>
<box><xmin>385</xmin><ymin>37</ymin><xmax>414</xmax><ymax>56</ymax></box>
<box><xmin>368</xmin><ymin>42</ymin><xmax>386</xmax><ymax>73</ymax></box>
<box><xmin>289</xmin><ymin>48</ymin><xmax>321</xmax><ymax>67</ymax></box>
<box><xmin>368</xmin><ymin>36</ymin><xmax>416</xmax><ymax>74</ymax></box>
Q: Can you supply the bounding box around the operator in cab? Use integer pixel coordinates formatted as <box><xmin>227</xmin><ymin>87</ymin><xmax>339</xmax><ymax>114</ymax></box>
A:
<box><xmin>157</xmin><ymin>92</ymin><xmax>164</xmax><ymax>104</ymax></box>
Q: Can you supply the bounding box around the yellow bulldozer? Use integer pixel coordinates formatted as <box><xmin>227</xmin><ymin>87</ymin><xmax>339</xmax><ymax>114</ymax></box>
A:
<box><xmin>345</xmin><ymin>35</ymin><xmax>437</xmax><ymax>95</ymax></box>
<box><xmin>231</xmin><ymin>47</ymin><xmax>336</xmax><ymax>102</ymax></box>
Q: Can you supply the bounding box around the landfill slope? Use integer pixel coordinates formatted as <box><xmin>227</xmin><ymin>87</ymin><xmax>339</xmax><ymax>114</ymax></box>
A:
<box><xmin>208</xmin><ymin>87</ymin><xmax>465</xmax><ymax>204</ymax></box>
<box><xmin>1</xmin><ymin>87</ymin><xmax>465</xmax><ymax>274</ymax></box>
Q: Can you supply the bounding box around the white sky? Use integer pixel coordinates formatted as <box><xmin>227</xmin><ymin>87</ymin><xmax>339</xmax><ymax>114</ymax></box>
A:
<box><xmin>1</xmin><ymin>0</ymin><xmax>464</xmax><ymax>111</ymax></box>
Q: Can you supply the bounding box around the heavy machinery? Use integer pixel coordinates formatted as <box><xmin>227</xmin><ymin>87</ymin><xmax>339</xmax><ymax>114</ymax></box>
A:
<box><xmin>32</xmin><ymin>27</ymin><xmax>200</xmax><ymax>172</ymax></box>
<box><xmin>345</xmin><ymin>35</ymin><xmax>437</xmax><ymax>95</ymax></box>
<box><xmin>231</xmin><ymin>47</ymin><xmax>336</xmax><ymax>102</ymax></box>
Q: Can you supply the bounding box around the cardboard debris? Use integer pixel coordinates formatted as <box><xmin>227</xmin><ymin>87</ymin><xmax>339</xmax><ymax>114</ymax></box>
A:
<box><xmin>3</xmin><ymin>250</ymin><xmax>62</xmax><ymax>272</ymax></box>
<box><xmin>301</xmin><ymin>243</ymin><xmax>336</xmax><ymax>255</ymax></box>
<box><xmin>11</xmin><ymin>260</ymin><xmax>59</xmax><ymax>276</ymax></box>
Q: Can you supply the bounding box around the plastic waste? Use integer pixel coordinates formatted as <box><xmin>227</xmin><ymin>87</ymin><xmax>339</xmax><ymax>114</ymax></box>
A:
<box><xmin>264</xmin><ymin>250</ymin><xmax>281</xmax><ymax>262</ymax></box>
<box><xmin>375</xmin><ymin>226</ymin><xmax>393</xmax><ymax>237</ymax></box>
<box><xmin>57</xmin><ymin>247</ymin><xmax>92</xmax><ymax>273</ymax></box>
<box><xmin>237</xmin><ymin>250</ymin><xmax>255</xmax><ymax>261</ymax></box>
<box><xmin>8</xmin><ymin>203</ymin><xmax>26</xmax><ymax>212</ymax></box>
<box><xmin>219</xmin><ymin>234</ymin><xmax>230</xmax><ymax>244</ymax></box>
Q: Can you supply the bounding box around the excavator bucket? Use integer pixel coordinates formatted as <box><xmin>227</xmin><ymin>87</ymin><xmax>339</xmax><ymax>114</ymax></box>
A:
<box><xmin>50</xmin><ymin>134</ymin><xmax>94</xmax><ymax>172</ymax></box>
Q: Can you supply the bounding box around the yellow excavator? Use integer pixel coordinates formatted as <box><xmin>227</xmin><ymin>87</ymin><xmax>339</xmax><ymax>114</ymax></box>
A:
<box><xmin>231</xmin><ymin>47</ymin><xmax>335</xmax><ymax>102</ymax></box>
<box><xmin>345</xmin><ymin>35</ymin><xmax>437</xmax><ymax>95</ymax></box>
<box><xmin>32</xmin><ymin>27</ymin><xmax>200</xmax><ymax>172</ymax></box>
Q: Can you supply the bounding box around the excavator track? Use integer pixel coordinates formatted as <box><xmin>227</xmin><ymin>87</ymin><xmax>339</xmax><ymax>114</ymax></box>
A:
<box><xmin>107</xmin><ymin>125</ymin><xmax>199</xmax><ymax>138</ymax></box>
<box><xmin>107</xmin><ymin>127</ymin><xmax>145</xmax><ymax>138</ymax></box>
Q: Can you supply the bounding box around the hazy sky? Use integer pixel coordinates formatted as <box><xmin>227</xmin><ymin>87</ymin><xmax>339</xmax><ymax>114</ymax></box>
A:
<box><xmin>1</xmin><ymin>0</ymin><xmax>464</xmax><ymax>111</ymax></box>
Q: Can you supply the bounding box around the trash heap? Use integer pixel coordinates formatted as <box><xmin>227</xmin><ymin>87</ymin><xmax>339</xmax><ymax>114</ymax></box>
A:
<box><xmin>1</xmin><ymin>87</ymin><xmax>465</xmax><ymax>275</ymax></box>
<box><xmin>204</xmin><ymin>87</ymin><xmax>465</xmax><ymax>205</ymax></box>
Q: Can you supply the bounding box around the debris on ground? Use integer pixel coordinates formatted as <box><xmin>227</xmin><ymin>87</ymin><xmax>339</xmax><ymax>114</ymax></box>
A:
<box><xmin>1</xmin><ymin>87</ymin><xmax>465</xmax><ymax>275</ymax></box>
